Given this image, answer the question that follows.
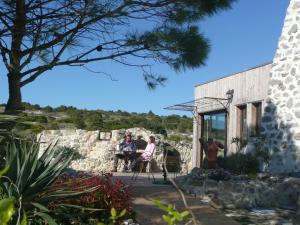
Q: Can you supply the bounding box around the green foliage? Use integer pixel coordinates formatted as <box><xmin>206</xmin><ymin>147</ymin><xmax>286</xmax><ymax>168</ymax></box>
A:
<box><xmin>47</xmin><ymin>121</ymin><xmax>60</xmax><ymax>130</ymax></box>
<box><xmin>69</xmin><ymin>111</ymin><xmax>86</xmax><ymax>129</ymax></box>
<box><xmin>97</xmin><ymin>208</ymin><xmax>127</xmax><ymax>225</ymax></box>
<box><xmin>0</xmin><ymin>198</ymin><xmax>15</xmax><ymax>225</ymax></box>
<box><xmin>0</xmin><ymin>166</ymin><xmax>27</xmax><ymax>225</ymax></box>
<box><xmin>3</xmin><ymin>102</ymin><xmax>194</xmax><ymax>138</ymax></box>
<box><xmin>218</xmin><ymin>153</ymin><xmax>260</xmax><ymax>175</ymax></box>
<box><xmin>225</xmin><ymin>135</ymin><xmax>271</xmax><ymax>174</ymax></box>
<box><xmin>44</xmin><ymin>106</ymin><xmax>54</xmax><ymax>112</ymax></box>
<box><xmin>153</xmin><ymin>200</ymin><xmax>191</xmax><ymax>225</ymax></box>
<box><xmin>167</xmin><ymin>134</ymin><xmax>192</xmax><ymax>143</ymax></box>
<box><xmin>34</xmin><ymin>116</ymin><xmax>48</xmax><ymax>123</ymax></box>
<box><xmin>3</xmin><ymin>140</ymin><xmax>71</xmax><ymax>197</ymax></box>
<box><xmin>30</xmin><ymin>124</ymin><xmax>45</xmax><ymax>134</ymax></box>
<box><xmin>231</xmin><ymin>137</ymin><xmax>248</xmax><ymax>153</ymax></box>
<box><xmin>22</xmin><ymin>103</ymin><xmax>41</xmax><ymax>110</ymax></box>
<box><xmin>20</xmin><ymin>115</ymin><xmax>48</xmax><ymax>123</ymax></box>
<box><xmin>85</xmin><ymin>112</ymin><xmax>103</xmax><ymax>131</ymax></box>
<box><xmin>1</xmin><ymin>139</ymin><xmax>95</xmax><ymax>224</ymax></box>
<box><xmin>167</xmin><ymin>0</ymin><xmax>234</xmax><ymax>24</ymax></box>
<box><xmin>14</xmin><ymin>122</ymin><xmax>32</xmax><ymax>130</ymax></box>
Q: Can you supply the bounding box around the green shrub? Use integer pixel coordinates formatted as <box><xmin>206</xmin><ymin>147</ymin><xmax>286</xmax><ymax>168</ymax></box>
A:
<box><xmin>30</xmin><ymin>124</ymin><xmax>45</xmax><ymax>134</ymax></box>
<box><xmin>34</xmin><ymin>115</ymin><xmax>48</xmax><ymax>123</ymax></box>
<box><xmin>69</xmin><ymin>111</ymin><xmax>86</xmax><ymax>129</ymax></box>
<box><xmin>231</xmin><ymin>137</ymin><xmax>248</xmax><ymax>153</ymax></box>
<box><xmin>47</xmin><ymin>122</ymin><xmax>60</xmax><ymax>130</ymax></box>
<box><xmin>57</xmin><ymin>117</ymin><xmax>73</xmax><ymax>123</ymax></box>
<box><xmin>14</xmin><ymin>122</ymin><xmax>32</xmax><ymax>130</ymax></box>
<box><xmin>85</xmin><ymin>112</ymin><xmax>103</xmax><ymax>130</ymax></box>
<box><xmin>153</xmin><ymin>200</ymin><xmax>191</xmax><ymax>225</ymax></box>
<box><xmin>1</xmin><ymin>139</ymin><xmax>94</xmax><ymax>224</ymax></box>
<box><xmin>22</xmin><ymin>102</ymin><xmax>41</xmax><ymax>110</ymax></box>
<box><xmin>218</xmin><ymin>153</ymin><xmax>260</xmax><ymax>175</ymax></box>
<box><xmin>44</xmin><ymin>106</ymin><xmax>54</xmax><ymax>112</ymax></box>
<box><xmin>167</xmin><ymin>134</ymin><xmax>192</xmax><ymax>143</ymax></box>
<box><xmin>18</xmin><ymin>114</ymin><xmax>47</xmax><ymax>123</ymax></box>
<box><xmin>0</xmin><ymin>197</ymin><xmax>16</xmax><ymax>225</ymax></box>
<box><xmin>167</xmin><ymin>135</ymin><xmax>181</xmax><ymax>142</ymax></box>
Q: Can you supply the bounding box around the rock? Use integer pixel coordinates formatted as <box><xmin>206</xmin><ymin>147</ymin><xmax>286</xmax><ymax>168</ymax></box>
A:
<box><xmin>257</xmin><ymin>173</ymin><xmax>270</xmax><ymax>180</ymax></box>
<box><xmin>191</xmin><ymin>186</ymin><xmax>205</xmax><ymax>196</ymax></box>
<box><xmin>207</xmin><ymin>169</ymin><xmax>231</xmax><ymax>181</ymax></box>
<box><xmin>289</xmin><ymin>24</ymin><xmax>298</xmax><ymax>34</ymax></box>
<box><xmin>262</xmin><ymin>116</ymin><xmax>273</xmax><ymax>123</ymax></box>
<box><xmin>204</xmin><ymin>179</ymin><xmax>219</xmax><ymax>193</ymax></box>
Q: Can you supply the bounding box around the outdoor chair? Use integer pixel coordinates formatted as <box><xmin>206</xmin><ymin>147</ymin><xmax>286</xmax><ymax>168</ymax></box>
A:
<box><xmin>131</xmin><ymin>158</ymin><xmax>155</xmax><ymax>182</ymax></box>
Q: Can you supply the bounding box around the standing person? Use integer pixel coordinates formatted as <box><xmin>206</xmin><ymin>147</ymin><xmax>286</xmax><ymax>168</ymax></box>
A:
<box><xmin>131</xmin><ymin>136</ymin><xmax>156</xmax><ymax>170</ymax></box>
<box><xmin>206</xmin><ymin>138</ymin><xmax>224</xmax><ymax>169</ymax></box>
<box><xmin>112</xmin><ymin>133</ymin><xmax>136</xmax><ymax>172</ymax></box>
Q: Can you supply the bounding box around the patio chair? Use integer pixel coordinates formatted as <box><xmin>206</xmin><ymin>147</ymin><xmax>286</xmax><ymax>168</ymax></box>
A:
<box><xmin>131</xmin><ymin>158</ymin><xmax>155</xmax><ymax>182</ymax></box>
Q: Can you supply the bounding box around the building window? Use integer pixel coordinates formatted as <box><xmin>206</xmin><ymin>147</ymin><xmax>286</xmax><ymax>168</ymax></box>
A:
<box><xmin>203</xmin><ymin>112</ymin><xmax>226</xmax><ymax>146</ymax></box>
<box><xmin>237</xmin><ymin>105</ymin><xmax>247</xmax><ymax>139</ymax></box>
<box><xmin>251</xmin><ymin>102</ymin><xmax>262</xmax><ymax>136</ymax></box>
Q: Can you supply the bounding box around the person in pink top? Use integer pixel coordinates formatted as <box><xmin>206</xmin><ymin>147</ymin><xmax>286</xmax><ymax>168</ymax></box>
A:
<box><xmin>131</xmin><ymin>136</ymin><xmax>156</xmax><ymax>170</ymax></box>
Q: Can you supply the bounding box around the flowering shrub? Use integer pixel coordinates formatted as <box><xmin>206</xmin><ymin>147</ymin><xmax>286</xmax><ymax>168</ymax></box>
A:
<box><xmin>47</xmin><ymin>173</ymin><xmax>133</xmax><ymax>223</ymax></box>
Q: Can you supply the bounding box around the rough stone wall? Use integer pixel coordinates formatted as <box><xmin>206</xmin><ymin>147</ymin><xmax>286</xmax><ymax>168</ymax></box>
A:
<box><xmin>261</xmin><ymin>0</ymin><xmax>300</xmax><ymax>172</ymax></box>
<box><xmin>38</xmin><ymin>128</ymin><xmax>192</xmax><ymax>173</ymax></box>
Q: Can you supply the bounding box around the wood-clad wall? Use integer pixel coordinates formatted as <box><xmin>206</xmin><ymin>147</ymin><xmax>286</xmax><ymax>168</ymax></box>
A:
<box><xmin>192</xmin><ymin>64</ymin><xmax>272</xmax><ymax>167</ymax></box>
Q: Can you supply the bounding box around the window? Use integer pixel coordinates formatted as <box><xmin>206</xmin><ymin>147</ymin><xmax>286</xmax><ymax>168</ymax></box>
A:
<box><xmin>237</xmin><ymin>105</ymin><xmax>247</xmax><ymax>139</ymax></box>
<box><xmin>203</xmin><ymin>112</ymin><xmax>226</xmax><ymax>146</ymax></box>
<box><xmin>251</xmin><ymin>102</ymin><xmax>262</xmax><ymax>136</ymax></box>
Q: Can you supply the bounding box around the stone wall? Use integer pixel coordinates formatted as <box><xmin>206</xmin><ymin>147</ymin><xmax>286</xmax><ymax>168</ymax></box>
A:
<box><xmin>177</xmin><ymin>168</ymin><xmax>300</xmax><ymax>211</ymax></box>
<box><xmin>261</xmin><ymin>0</ymin><xmax>300</xmax><ymax>172</ymax></box>
<box><xmin>176</xmin><ymin>168</ymin><xmax>300</xmax><ymax>224</ymax></box>
<box><xmin>38</xmin><ymin>128</ymin><xmax>192</xmax><ymax>173</ymax></box>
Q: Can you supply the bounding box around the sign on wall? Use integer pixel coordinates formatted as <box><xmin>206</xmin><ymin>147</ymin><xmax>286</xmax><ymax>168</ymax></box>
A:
<box><xmin>99</xmin><ymin>131</ymin><xmax>112</xmax><ymax>140</ymax></box>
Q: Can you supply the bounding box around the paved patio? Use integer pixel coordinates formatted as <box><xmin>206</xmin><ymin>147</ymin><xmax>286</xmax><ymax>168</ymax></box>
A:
<box><xmin>113</xmin><ymin>172</ymin><xmax>240</xmax><ymax>225</ymax></box>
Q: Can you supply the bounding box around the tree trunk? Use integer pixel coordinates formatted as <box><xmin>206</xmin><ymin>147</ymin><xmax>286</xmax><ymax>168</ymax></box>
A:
<box><xmin>5</xmin><ymin>74</ymin><xmax>24</xmax><ymax>113</ymax></box>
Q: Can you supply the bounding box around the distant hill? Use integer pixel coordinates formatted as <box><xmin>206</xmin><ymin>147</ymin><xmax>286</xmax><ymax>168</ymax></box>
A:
<box><xmin>0</xmin><ymin>102</ymin><xmax>193</xmax><ymax>139</ymax></box>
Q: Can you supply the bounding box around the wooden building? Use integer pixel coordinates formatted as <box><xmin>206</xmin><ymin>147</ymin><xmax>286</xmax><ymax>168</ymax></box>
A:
<box><xmin>192</xmin><ymin>63</ymin><xmax>272</xmax><ymax>167</ymax></box>
<box><xmin>166</xmin><ymin>63</ymin><xmax>272</xmax><ymax>168</ymax></box>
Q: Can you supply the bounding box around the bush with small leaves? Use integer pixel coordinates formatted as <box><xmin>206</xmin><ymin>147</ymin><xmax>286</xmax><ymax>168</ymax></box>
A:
<box><xmin>153</xmin><ymin>200</ymin><xmax>191</xmax><ymax>225</ymax></box>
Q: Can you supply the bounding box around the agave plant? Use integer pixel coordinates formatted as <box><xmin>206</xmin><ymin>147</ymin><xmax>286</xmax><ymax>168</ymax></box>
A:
<box><xmin>1</xmin><ymin>138</ymin><xmax>99</xmax><ymax>224</ymax></box>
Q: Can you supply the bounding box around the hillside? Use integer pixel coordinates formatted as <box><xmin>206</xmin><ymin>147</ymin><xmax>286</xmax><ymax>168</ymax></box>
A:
<box><xmin>0</xmin><ymin>103</ymin><xmax>193</xmax><ymax>141</ymax></box>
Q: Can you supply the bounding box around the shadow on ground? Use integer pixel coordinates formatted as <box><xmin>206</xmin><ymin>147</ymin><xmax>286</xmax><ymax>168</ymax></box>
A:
<box><xmin>113</xmin><ymin>173</ymin><xmax>240</xmax><ymax>225</ymax></box>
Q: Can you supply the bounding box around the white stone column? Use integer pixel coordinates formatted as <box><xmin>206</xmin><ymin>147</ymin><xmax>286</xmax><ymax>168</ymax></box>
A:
<box><xmin>261</xmin><ymin>0</ymin><xmax>300</xmax><ymax>173</ymax></box>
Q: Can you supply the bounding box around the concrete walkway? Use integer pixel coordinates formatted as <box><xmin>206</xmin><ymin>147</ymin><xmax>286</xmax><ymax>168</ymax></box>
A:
<box><xmin>113</xmin><ymin>173</ymin><xmax>240</xmax><ymax>225</ymax></box>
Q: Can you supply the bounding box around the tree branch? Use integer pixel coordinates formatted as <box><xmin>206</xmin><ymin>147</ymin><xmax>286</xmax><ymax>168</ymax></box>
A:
<box><xmin>20</xmin><ymin>47</ymin><xmax>147</xmax><ymax>87</ymax></box>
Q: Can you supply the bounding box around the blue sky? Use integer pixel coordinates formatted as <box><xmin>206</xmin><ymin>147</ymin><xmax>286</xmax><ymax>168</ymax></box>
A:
<box><xmin>0</xmin><ymin>0</ymin><xmax>290</xmax><ymax>116</ymax></box>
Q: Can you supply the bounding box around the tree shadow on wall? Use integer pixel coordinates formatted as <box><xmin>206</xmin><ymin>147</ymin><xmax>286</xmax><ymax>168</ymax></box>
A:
<box><xmin>260</xmin><ymin>100</ymin><xmax>300</xmax><ymax>174</ymax></box>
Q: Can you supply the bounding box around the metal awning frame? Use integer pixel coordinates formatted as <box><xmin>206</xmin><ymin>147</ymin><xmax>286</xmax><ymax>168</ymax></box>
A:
<box><xmin>164</xmin><ymin>96</ymin><xmax>229</xmax><ymax>113</ymax></box>
<box><xmin>164</xmin><ymin>96</ymin><xmax>231</xmax><ymax>125</ymax></box>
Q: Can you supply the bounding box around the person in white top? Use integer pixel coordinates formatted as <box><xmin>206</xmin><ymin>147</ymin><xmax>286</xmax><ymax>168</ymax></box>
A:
<box><xmin>131</xmin><ymin>136</ymin><xmax>156</xmax><ymax>170</ymax></box>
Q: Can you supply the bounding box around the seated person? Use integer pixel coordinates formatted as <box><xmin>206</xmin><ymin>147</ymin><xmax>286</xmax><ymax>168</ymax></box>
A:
<box><xmin>112</xmin><ymin>133</ymin><xmax>136</xmax><ymax>172</ymax></box>
<box><xmin>131</xmin><ymin>136</ymin><xmax>156</xmax><ymax>170</ymax></box>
